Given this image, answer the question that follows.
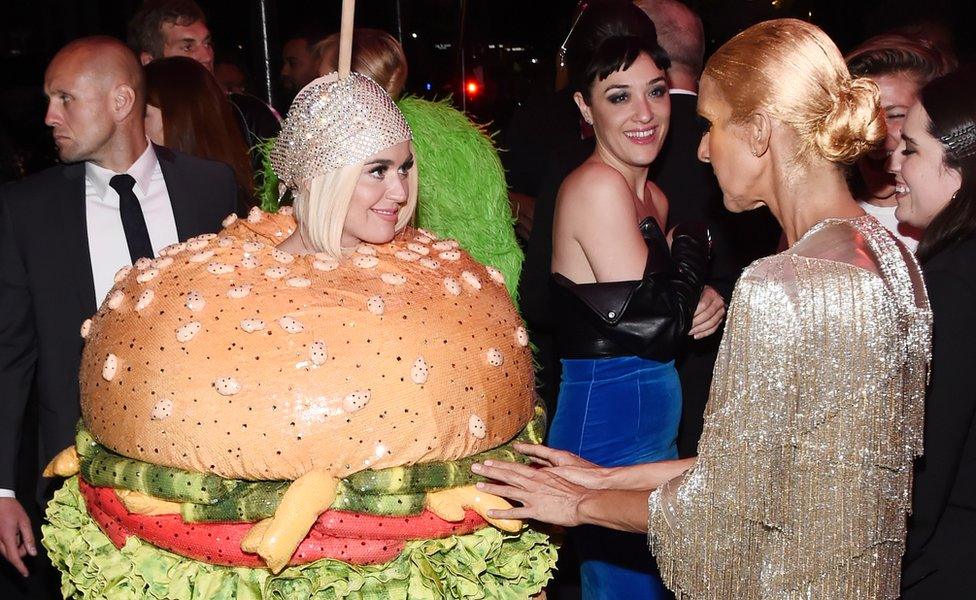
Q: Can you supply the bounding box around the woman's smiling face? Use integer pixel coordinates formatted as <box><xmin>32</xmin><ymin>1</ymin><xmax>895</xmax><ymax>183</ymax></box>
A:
<box><xmin>888</xmin><ymin>102</ymin><xmax>961</xmax><ymax>229</ymax></box>
<box><xmin>576</xmin><ymin>52</ymin><xmax>671</xmax><ymax>169</ymax></box>
<box><xmin>341</xmin><ymin>141</ymin><xmax>414</xmax><ymax>248</ymax></box>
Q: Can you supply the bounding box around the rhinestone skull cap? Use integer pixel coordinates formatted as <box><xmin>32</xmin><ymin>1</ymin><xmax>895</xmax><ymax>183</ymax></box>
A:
<box><xmin>271</xmin><ymin>72</ymin><xmax>412</xmax><ymax>190</ymax></box>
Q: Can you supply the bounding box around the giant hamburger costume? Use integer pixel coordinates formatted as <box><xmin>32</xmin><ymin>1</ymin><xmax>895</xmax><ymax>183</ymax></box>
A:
<box><xmin>40</xmin><ymin>16</ymin><xmax>557</xmax><ymax>598</ymax></box>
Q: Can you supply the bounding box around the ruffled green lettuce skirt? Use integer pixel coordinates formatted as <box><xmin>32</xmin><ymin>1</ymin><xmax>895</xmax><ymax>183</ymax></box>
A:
<box><xmin>43</xmin><ymin>478</ymin><xmax>557</xmax><ymax>599</ymax></box>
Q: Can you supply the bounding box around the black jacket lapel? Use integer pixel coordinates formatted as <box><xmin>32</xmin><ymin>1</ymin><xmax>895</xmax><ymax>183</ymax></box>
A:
<box><xmin>59</xmin><ymin>163</ymin><xmax>97</xmax><ymax>317</ymax></box>
<box><xmin>155</xmin><ymin>144</ymin><xmax>195</xmax><ymax>240</ymax></box>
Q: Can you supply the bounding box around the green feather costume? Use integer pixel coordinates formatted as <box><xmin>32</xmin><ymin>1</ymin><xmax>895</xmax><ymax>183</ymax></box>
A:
<box><xmin>396</xmin><ymin>97</ymin><xmax>523</xmax><ymax>301</ymax></box>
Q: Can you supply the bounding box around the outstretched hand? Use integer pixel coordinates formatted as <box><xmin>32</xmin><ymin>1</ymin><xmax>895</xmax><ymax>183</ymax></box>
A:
<box><xmin>513</xmin><ymin>443</ymin><xmax>611</xmax><ymax>489</ymax></box>
<box><xmin>471</xmin><ymin>459</ymin><xmax>591</xmax><ymax>527</ymax></box>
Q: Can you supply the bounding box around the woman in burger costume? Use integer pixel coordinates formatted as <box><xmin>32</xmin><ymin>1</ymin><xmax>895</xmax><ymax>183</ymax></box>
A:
<box><xmin>40</xmin><ymin>57</ymin><xmax>556</xmax><ymax>599</ymax></box>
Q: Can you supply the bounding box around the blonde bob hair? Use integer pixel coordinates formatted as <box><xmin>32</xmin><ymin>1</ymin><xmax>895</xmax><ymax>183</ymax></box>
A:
<box><xmin>293</xmin><ymin>159</ymin><xmax>419</xmax><ymax>258</ymax></box>
<box><xmin>704</xmin><ymin>18</ymin><xmax>885</xmax><ymax>165</ymax></box>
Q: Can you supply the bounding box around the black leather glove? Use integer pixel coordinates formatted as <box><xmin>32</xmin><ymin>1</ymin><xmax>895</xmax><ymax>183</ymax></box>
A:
<box><xmin>552</xmin><ymin>218</ymin><xmax>710</xmax><ymax>362</ymax></box>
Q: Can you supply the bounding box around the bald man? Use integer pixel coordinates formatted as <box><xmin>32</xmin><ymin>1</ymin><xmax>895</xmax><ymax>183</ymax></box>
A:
<box><xmin>0</xmin><ymin>36</ymin><xmax>236</xmax><ymax>587</ymax></box>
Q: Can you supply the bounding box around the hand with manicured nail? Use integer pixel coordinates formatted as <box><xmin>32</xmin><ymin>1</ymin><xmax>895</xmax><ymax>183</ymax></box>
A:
<box><xmin>689</xmin><ymin>285</ymin><xmax>725</xmax><ymax>339</ymax></box>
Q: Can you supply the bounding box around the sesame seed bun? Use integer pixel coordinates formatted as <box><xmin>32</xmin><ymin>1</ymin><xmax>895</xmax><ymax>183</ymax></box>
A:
<box><xmin>80</xmin><ymin>210</ymin><xmax>534</xmax><ymax>481</ymax></box>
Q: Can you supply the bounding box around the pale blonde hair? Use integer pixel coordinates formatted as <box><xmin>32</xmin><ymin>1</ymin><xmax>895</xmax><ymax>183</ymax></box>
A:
<box><xmin>293</xmin><ymin>161</ymin><xmax>418</xmax><ymax>258</ymax></box>
<box><xmin>704</xmin><ymin>18</ymin><xmax>885</xmax><ymax>164</ymax></box>
<box><xmin>312</xmin><ymin>29</ymin><xmax>408</xmax><ymax>98</ymax></box>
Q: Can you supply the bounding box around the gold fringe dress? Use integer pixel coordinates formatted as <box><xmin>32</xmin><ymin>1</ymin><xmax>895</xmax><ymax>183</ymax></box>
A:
<box><xmin>647</xmin><ymin>216</ymin><xmax>932</xmax><ymax>599</ymax></box>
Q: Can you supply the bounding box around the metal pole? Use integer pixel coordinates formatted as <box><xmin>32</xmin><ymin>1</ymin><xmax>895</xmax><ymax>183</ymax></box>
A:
<box><xmin>459</xmin><ymin>0</ymin><xmax>467</xmax><ymax>112</ymax></box>
<box><xmin>256</xmin><ymin>0</ymin><xmax>274</xmax><ymax>107</ymax></box>
<box><xmin>394</xmin><ymin>0</ymin><xmax>403</xmax><ymax>45</ymax></box>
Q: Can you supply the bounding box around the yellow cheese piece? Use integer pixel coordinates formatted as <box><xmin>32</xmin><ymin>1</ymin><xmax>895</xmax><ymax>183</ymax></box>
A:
<box><xmin>425</xmin><ymin>485</ymin><xmax>523</xmax><ymax>532</ymax></box>
<box><xmin>43</xmin><ymin>446</ymin><xmax>80</xmax><ymax>478</ymax></box>
<box><xmin>240</xmin><ymin>518</ymin><xmax>273</xmax><ymax>554</ymax></box>
<box><xmin>115</xmin><ymin>489</ymin><xmax>182</xmax><ymax>516</ymax></box>
<box><xmin>243</xmin><ymin>470</ymin><xmax>338</xmax><ymax>574</ymax></box>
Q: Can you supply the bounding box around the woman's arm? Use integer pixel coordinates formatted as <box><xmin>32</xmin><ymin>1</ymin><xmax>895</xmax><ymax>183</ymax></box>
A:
<box><xmin>514</xmin><ymin>442</ymin><xmax>695</xmax><ymax>491</ymax></box>
<box><xmin>470</xmin><ymin>445</ymin><xmax>696</xmax><ymax>532</ymax></box>
<box><xmin>471</xmin><ymin>459</ymin><xmax>660</xmax><ymax>534</ymax></box>
<box><xmin>554</xmin><ymin>163</ymin><xmax>649</xmax><ymax>282</ymax></box>
<box><xmin>601</xmin><ymin>458</ymin><xmax>696</xmax><ymax>490</ymax></box>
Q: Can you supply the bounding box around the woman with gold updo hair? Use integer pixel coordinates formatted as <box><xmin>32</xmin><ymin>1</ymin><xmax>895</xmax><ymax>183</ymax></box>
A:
<box><xmin>473</xmin><ymin>19</ymin><xmax>933</xmax><ymax>599</ymax></box>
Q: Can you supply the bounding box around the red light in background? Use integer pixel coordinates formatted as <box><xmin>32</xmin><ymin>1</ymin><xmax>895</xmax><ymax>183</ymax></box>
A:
<box><xmin>465</xmin><ymin>80</ymin><xmax>480</xmax><ymax>96</ymax></box>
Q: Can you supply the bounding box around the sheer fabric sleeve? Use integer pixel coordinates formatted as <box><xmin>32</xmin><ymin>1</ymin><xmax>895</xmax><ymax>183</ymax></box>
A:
<box><xmin>646</xmin><ymin>254</ymin><xmax>799</xmax><ymax>598</ymax></box>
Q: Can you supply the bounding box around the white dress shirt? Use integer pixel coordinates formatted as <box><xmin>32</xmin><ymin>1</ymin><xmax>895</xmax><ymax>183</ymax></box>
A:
<box><xmin>0</xmin><ymin>144</ymin><xmax>178</xmax><ymax>500</ymax></box>
<box><xmin>86</xmin><ymin>143</ymin><xmax>179</xmax><ymax>305</ymax></box>
<box><xmin>858</xmin><ymin>200</ymin><xmax>921</xmax><ymax>253</ymax></box>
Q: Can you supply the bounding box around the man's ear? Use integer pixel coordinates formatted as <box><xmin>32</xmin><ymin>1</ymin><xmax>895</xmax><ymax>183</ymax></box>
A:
<box><xmin>112</xmin><ymin>84</ymin><xmax>137</xmax><ymax>122</ymax></box>
<box><xmin>573</xmin><ymin>91</ymin><xmax>593</xmax><ymax>125</ymax></box>
<box><xmin>748</xmin><ymin>112</ymin><xmax>771</xmax><ymax>158</ymax></box>
<box><xmin>140</xmin><ymin>52</ymin><xmax>153</xmax><ymax>66</ymax></box>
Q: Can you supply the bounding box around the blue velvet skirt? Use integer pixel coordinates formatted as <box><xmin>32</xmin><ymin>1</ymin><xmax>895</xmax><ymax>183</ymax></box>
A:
<box><xmin>548</xmin><ymin>356</ymin><xmax>681</xmax><ymax>600</ymax></box>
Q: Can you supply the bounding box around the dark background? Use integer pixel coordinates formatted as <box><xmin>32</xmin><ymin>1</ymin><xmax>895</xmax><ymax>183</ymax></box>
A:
<box><xmin>0</xmin><ymin>0</ymin><xmax>971</xmax><ymax>177</ymax></box>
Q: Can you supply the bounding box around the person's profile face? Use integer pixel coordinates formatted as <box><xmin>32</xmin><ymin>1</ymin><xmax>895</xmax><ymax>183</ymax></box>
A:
<box><xmin>695</xmin><ymin>77</ymin><xmax>764</xmax><ymax>213</ymax></box>
<box><xmin>145</xmin><ymin>104</ymin><xmax>165</xmax><ymax>146</ymax></box>
<box><xmin>161</xmin><ymin>20</ymin><xmax>214</xmax><ymax>72</ymax></box>
<box><xmin>888</xmin><ymin>102</ymin><xmax>962</xmax><ymax>229</ymax></box>
<box><xmin>578</xmin><ymin>52</ymin><xmax>671</xmax><ymax>170</ymax></box>
<box><xmin>856</xmin><ymin>72</ymin><xmax>921</xmax><ymax>200</ymax></box>
<box><xmin>215</xmin><ymin>62</ymin><xmax>247</xmax><ymax>95</ymax></box>
<box><xmin>281</xmin><ymin>39</ymin><xmax>317</xmax><ymax>92</ymax></box>
<box><xmin>43</xmin><ymin>56</ymin><xmax>116</xmax><ymax>164</ymax></box>
<box><xmin>341</xmin><ymin>141</ymin><xmax>414</xmax><ymax>249</ymax></box>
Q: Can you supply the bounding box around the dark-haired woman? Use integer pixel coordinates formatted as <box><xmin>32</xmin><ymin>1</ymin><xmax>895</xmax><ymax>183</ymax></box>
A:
<box><xmin>546</xmin><ymin>2</ymin><xmax>710</xmax><ymax>596</ymax></box>
<box><xmin>144</xmin><ymin>57</ymin><xmax>255</xmax><ymax>212</ymax></box>
<box><xmin>889</xmin><ymin>65</ymin><xmax>976</xmax><ymax>598</ymax></box>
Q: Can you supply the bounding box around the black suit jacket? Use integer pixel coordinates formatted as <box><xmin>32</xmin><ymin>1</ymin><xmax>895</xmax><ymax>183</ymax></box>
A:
<box><xmin>902</xmin><ymin>235</ymin><xmax>976</xmax><ymax>597</ymax></box>
<box><xmin>0</xmin><ymin>145</ymin><xmax>237</xmax><ymax>492</ymax></box>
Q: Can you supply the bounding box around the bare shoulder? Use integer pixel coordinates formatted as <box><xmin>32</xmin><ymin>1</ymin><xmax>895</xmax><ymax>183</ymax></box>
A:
<box><xmin>645</xmin><ymin>179</ymin><xmax>666</xmax><ymax>202</ymax></box>
<box><xmin>789</xmin><ymin>220</ymin><xmax>882</xmax><ymax>276</ymax></box>
<box><xmin>557</xmin><ymin>161</ymin><xmax>636</xmax><ymax>218</ymax></box>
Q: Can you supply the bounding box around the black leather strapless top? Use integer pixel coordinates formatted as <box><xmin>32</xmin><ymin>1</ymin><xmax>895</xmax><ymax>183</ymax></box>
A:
<box><xmin>550</xmin><ymin>218</ymin><xmax>709</xmax><ymax>362</ymax></box>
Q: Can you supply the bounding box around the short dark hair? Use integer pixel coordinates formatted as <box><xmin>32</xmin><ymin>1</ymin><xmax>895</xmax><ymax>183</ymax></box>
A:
<box><xmin>915</xmin><ymin>65</ymin><xmax>976</xmax><ymax>262</ymax></box>
<box><xmin>286</xmin><ymin>24</ymin><xmax>330</xmax><ymax>47</ymax></box>
<box><xmin>564</xmin><ymin>0</ymin><xmax>671</xmax><ymax>103</ymax></box>
<box><xmin>846</xmin><ymin>33</ymin><xmax>956</xmax><ymax>85</ymax></box>
<box><xmin>127</xmin><ymin>0</ymin><xmax>206</xmax><ymax>59</ymax></box>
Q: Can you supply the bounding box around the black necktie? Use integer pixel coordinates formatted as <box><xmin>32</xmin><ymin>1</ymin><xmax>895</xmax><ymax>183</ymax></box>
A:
<box><xmin>109</xmin><ymin>174</ymin><xmax>154</xmax><ymax>263</ymax></box>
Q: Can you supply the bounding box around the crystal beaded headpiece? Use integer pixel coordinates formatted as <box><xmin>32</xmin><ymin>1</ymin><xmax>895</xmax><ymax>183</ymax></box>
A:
<box><xmin>940</xmin><ymin>124</ymin><xmax>976</xmax><ymax>162</ymax></box>
<box><xmin>271</xmin><ymin>72</ymin><xmax>412</xmax><ymax>190</ymax></box>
